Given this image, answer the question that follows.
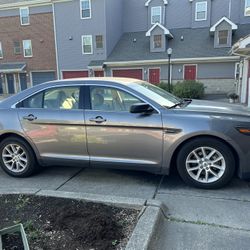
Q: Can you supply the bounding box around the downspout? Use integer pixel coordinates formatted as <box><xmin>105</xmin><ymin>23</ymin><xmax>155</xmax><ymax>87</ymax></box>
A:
<box><xmin>52</xmin><ymin>2</ymin><xmax>60</xmax><ymax>79</ymax></box>
<box><xmin>228</xmin><ymin>0</ymin><xmax>232</xmax><ymax>19</ymax></box>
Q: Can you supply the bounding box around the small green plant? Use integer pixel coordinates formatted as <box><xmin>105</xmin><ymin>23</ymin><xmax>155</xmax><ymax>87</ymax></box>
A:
<box><xmin>13</xmin><ymin>219</ymin><xmax>22</xmax><ymax>225</ymax></box>
<box><xmin>24</xmin><ymin>220</ymin><xmax>41</xmax><ymax>240</ymax></box>
<box><xmin>112</xmin><ymin>239</ymin><xmax>118</xmax><ymax>246</ymax></box>
<box><xmin>16</xmin><ymin>195</ymin><xmax>30</xmax><ymax>210</ymax></box>
<box><xmin>227</xmin><ymin>93</ymin><xmax>239</xmax><ymax>100</ymax></box>
<box><xmin>172</xmin><ymin>80</ymin><xmax>205</xmax><ymax>99</ymax></box>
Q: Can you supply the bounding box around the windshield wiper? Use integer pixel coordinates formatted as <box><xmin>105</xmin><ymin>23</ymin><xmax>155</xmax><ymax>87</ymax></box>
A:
<box><xmin>168</xmin><ymin>99</ymin><xmax>192</xmax><ymax>109</ymax></box>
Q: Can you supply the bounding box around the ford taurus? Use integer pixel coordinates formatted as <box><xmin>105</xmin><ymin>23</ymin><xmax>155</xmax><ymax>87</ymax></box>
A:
<box><xmin>0</xmin><ymin>78</ymin><xmax>249</xmax><ymax>189</ymax></box>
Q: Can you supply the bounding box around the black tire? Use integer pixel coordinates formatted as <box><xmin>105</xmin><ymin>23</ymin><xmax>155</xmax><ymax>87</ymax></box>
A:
<box><xmin>0</xmin><ymin>136</ymin><xmax>38</xmax><ymax>177</ymax></box>
<box><xmin>176</xmin><ymin>137</ymin><xmax>235</xmax><ymax>189</ymax></box>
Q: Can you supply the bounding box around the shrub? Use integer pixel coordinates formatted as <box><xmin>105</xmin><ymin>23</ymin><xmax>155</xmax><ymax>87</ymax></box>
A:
<box><xmin>158</xmin><ymin>82</ymin><xmax>173</xmax><ymax>92</ymax></box>
<box><xmin>172</xmin><ymin>80</ymin><xmax>205</xmax><ymax>99</ymax></box>
<box><xmin>158</xmin><ymin>82</ymin><xmax>168</xmax><ymax>91</ymax></box>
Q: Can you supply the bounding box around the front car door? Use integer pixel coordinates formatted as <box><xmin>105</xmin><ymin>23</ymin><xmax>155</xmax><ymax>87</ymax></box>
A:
<box><xmin>17</xmin><ymin>85</ymin><xmax>89</xmax><ymax>166</ymax></box>
<box><xmin>84</xmin><ymin>84</ymin><xmax>163</xmax><ymax>172</ymax></box>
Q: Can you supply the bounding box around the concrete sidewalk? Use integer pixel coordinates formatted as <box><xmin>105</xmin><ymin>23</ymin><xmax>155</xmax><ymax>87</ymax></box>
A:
<box><xmin>1</xmin><ymin>166</ymin><xmax>250</xmax><ymax>250</ymax></box>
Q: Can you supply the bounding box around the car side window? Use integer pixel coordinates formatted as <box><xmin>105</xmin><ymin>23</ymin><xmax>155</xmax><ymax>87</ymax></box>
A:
<box><xmin>44</xmin><ymin>87</ymin><xmax>80</xmax><ymax>110</ymax></box>
<box><xmin>21</xmin><ymin>92</ymin><xmax>44</xmax><ymax>108</ymax></box>
<box><xmin>20</xmin><ymin>87</ymin><xmax>80</xmax><ymax>110</ymax></box>
<box><xmin>90</xmin><ymin>86</ymin><xmax>142</xmax><ymax>112</ymax></box>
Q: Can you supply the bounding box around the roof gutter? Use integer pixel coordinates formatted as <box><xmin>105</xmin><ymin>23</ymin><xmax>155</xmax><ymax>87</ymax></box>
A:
<box><xmin>104</xmin><ymin>56</ymin><xmax>240</xmax><ymax>67</ymax></box>
<box><xmin>0</xmin><ymin>0</ymin><xmax>71</xmax><ymax>10</ymax></box>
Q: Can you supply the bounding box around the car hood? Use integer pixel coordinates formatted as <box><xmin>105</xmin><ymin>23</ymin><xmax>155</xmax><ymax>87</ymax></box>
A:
<box><xmin>182</xmin><ymin>99</ymin><xmax>250</xmax><ymax>116</ymax></box>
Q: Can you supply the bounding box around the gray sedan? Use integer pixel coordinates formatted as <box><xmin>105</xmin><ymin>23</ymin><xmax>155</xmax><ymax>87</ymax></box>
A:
<box><xmin>0</xmin><ymin>78</ymin><xmax>249</xmax><ymax>189</ymax></box>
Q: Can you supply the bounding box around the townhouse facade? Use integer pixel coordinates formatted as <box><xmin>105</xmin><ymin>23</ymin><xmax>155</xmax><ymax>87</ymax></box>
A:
<box><xmin>0</xmin><ymin>0</ymin><xmax>57</xmax><ymax>95</ymax></box>
<box><xmin>53</xmin><ymin>0</ymin><xmax>250</xmax><ymax>94</ymax></box>
<box><xmin>0</xmin><ymin>0</ymin><xmax>250</xmax><ymax>96</ymax></box>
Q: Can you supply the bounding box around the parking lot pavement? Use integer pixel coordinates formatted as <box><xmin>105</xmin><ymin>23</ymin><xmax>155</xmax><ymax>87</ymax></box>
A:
<box><xmin>0</xmin><ymin>166</ymin><xmax>82</xmax><ymax>191</ymax></box>
<box><xmin>1</xmin><ymin>165</ymin><xmax>250</xmax><ymax>249</ymax></box>
<box><xmin>154</xmin><ymin>173</ymin><xmax>250</xmax><ymax>250</ymax></box>
<box><xmin>151</xmin><ymin>220</ymin><xmax>250</xmax><ymax>250</ymax></box>
<box><xmin>57</xmin><ymin>168</ymin><xmax>162</xmax><ymax>199</ymax></box>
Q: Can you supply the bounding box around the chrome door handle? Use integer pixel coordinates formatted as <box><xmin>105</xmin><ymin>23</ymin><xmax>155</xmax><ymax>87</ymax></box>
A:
<box><xmin>23</xmin><ymin>114</ymin><xmax>37</xmax><ymax>121</ymax></box>
<box><xmin>89</xmin><ymin>116</ymin><xmax>107</xmax><ymax>124</ymax></box>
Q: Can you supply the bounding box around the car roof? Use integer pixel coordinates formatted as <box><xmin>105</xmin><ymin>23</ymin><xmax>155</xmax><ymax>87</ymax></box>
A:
<box><xmin>47</xmin><ymin>77</ymin><xmax>144</xmax><ymax>85</ymax></box>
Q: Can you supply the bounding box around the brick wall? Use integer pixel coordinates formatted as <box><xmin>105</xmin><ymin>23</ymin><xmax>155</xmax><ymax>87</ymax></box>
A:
<box><xmin>0</xmin><ymin>12</ymin><xmax>56</xmax><ymax>72</ymax></box>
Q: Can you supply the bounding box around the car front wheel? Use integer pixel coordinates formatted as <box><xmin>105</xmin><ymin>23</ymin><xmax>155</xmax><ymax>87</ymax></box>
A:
<box><xmin>0</xmin><ymin>137</ymin><xmax>37</xmax><ymax>177</ymax></box>
<box><xmin>177</xmin><ymin>137</ymin><xmax>235</xmax><ymax>189</ymax></box>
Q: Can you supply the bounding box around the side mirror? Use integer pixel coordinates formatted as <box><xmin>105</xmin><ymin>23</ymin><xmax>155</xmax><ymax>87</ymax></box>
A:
<box><xmin>130</xmin><ymin>103</ymin><xmax>154</xmax><ymax>114</ymax></box>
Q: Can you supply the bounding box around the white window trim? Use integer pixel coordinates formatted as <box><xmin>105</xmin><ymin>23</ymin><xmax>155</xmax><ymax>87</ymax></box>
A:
<box><xmin>195</xmin><ymin>1</ymin><xmax>207</xmax><ymax>21</ymax></box>
<box><xmin>20</xmin><ymin>7</ymin><xmax>30</xmax><ymax>26</ymax></box>
<box><xmin>82</xmin><ymin>35</ymin><xmax>93</xmax><ymax>55</ymax></box>
<box><xmin>0</xmin><ymin>42</ymin><xmax>3</xmax><ymax>59</ymax></box>
<box><xmin>151</xmin><ymin>6</ymin><xmax>162</xmax><ymax>24</ymax></box>
<box><xmin>80</xmin><ymin>0</ymin><xmax>92</xmax><ymax>19</ymax></box>
<box><xmin>245</xmin><ymin>0</ymin><xmax>250</xmax><ymax>16</ymax></box>
<box><xmin>23</xmin><ymin>40</ymin><xmax>33</xmax><ymax>58</ymax></box>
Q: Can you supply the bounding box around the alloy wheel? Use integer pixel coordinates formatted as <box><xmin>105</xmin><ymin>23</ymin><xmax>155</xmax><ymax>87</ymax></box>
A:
<box><xmin>185</xmin><ymin>146</ymin><xmax>226</xmax><ymax>183</ymax></box>
<box><xmin>2</xmin><ymin>144</ymin><xmax>28</xmax><ymax>173</ymax></box>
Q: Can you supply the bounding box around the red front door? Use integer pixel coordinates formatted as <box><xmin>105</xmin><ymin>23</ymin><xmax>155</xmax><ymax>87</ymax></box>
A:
<box><xmin>94</xmin><ymin>70</ymin><xmax>104</xmax><ymax>77</ymax></box>
<box><xmin>149</xmin><ymin>68</ymin><xmax>160</xmax><ymax>84</ymax></box>
<box><xmin>184</xmin><ymin>65</ymin><xmax>197</xmax><ymax>80</ymax></box>
<box><xmin>62</xmin><ymin>71</ymin><xmax>89</xmax><ymax>79</ymax></box>
<box><xmin>112</xmin><ymin>69</ymin><xmax>143</xmax><ymax>80</ymax></box>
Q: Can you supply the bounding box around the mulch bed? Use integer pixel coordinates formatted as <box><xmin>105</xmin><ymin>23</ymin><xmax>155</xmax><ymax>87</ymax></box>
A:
<box><xmin>0</xmin><ymin>194</ymin><xmax>139</xmax><ymax>250</ymax></box>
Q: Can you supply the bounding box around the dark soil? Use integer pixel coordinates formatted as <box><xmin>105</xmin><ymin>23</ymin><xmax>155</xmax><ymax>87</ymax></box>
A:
<box><xmin>2</xmin><ymin>232</ymin><xmax>24</xmax><ymax>250</ymax></box>
<box><xmin>0</xmin><ymin>194</ymin><xmax>139</xmax><ymax>250</ymax></box>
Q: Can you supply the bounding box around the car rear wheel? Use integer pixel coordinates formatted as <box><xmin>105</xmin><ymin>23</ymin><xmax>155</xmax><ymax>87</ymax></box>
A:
<box><xmin>176</xmin><ymin>137</ymin><xmax>235</xmax><ymax>189</ymax></box>
<box><xmin>0</xmin><ymin>137</ymin><xmax>37</xmax><ymax>177</ymax></box>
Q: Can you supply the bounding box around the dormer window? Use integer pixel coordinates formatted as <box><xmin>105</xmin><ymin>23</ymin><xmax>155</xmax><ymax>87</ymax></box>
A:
<box><xmin>153</xmin><ymin>35</ymin><xmax>162</xmax><ymax>48</ymax></box>
<box><xmin>210</xmin><ymin>17</ymin><xmax>238</xmax><ymax>48</ymax></box>
<box><xmin>195</xmin><ymin>1</ymin><xmax>207</xmax><ymax>21</ymax></box>
<box><xmin>218</xmin><ymin>30</ymin><xmax>229</xmax><ymax>45</ymax></box>
<box><xmin>245</xmin><ymin>0</ymin><xmax>250</xmax><ymax>16</ymax></box>
<box><xmin>151</xmin><ymin>6</ymin><xmax>161</xmax><ymax>24</ymax></box>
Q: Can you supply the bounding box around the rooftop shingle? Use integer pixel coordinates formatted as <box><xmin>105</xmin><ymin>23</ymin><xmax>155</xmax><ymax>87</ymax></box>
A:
<box><xmin>107</xmin><ymin>24</ymin><xmax>250</xmax><ymax>62</ymax></box>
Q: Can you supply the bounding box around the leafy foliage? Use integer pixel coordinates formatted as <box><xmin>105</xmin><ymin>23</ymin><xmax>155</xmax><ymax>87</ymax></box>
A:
<box><xmin>171</xmin><ymin>80</ymin><xmax>205</xmax><ymax>99</ymax></box>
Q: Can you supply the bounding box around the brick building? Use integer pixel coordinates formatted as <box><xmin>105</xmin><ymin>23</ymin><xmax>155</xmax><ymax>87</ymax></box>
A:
<box><xmin>0</xmin><ymin>0</ymin><xmax>57</xmax><ymax>94</ymax></box>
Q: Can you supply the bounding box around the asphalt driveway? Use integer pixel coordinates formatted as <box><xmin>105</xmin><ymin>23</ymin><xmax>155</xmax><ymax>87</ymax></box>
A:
<box><xmin>1</xmin><ymin>166</ymin><xmax>250</xmax><ymax>250</ymax></box>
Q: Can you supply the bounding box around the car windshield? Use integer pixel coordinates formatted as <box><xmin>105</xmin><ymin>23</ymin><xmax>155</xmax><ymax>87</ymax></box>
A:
<box><xmin>131</xmin><ymin>82</ymin><xmax>182</xmax><ymax>108</ymax></box>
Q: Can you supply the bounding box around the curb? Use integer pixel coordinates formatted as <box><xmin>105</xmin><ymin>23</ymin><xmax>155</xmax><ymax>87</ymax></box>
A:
<box><xmin>37</xmin><ymin>189</ymin><xmax>146</xmax><ymax>210</ymax></box>
<box><xmin>125</xmin><ymin>205</ymin><xmax>165</xmax><ymax>250</ymax></box>
<box><xmin>0</xmin><ymin>189</ymin><xmax>166</xmax><ymax>250</ymax></box>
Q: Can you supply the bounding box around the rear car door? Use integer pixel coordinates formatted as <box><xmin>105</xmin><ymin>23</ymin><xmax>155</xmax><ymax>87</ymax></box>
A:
<box><xmin>17</xmin><ymin>85</ymin><xmax>89</xmax><ymax>166</ymax></box>
<box><xmin>85</xmin><ymin>85</ymin><xmax>163</xmax><ymax>172</ymax></box>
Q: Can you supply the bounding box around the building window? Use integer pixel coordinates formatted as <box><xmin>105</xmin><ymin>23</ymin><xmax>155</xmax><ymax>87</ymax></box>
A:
<box><xmin>23</xmin><ymin>40</ymin><xmax>32</xmax><ymax>57</ymax></box>
<box><xmin>195</xmin><ymin>1</ymin><xmax>207</xmax><ymax>21</ymax></box>
<box><xmin>96</xmin><ymin>35</ymin><xmax>103</xmax><ymax>49</ymax></box>
<box><xmin>82</xmin><ymin>35</ymin><xmax>93</xmax><ymax>54</ymax></box>
<box><xmin>245</xmin><ymin>0</ymin><xmax>250</xmax><ymax>16</ymax></box>
<box><xmin>0</xmin><ymin>42</ymin><xmax>3</xmax><ymax>58</ymax></box>
<box><xmin>153</xmin><ymin>35</ymin><xmax>162</xmax><ymax>48</ymax></box>
<box><xmin>80</xmin><ymin>0</ymin><xmax>91</xmax><ymax>19</ymax></box>
<box><xmin>14</xmin><ymin>41</ymin><xmax>21</xmax><ymax>55</ymax></box>
<box><xmin>218</xmin><ymin>30</ymin><xmax>229</xmax><ymax>45</ymax></box>
<box><xmin>151</xmin><ymin>6</ymin><xmax>161</xmax><ymax>24</ymax></box>
<box><xmin>20</xmin><ymin>7</ymin><xmax>30</xmax><ymax>25</ymax></box>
